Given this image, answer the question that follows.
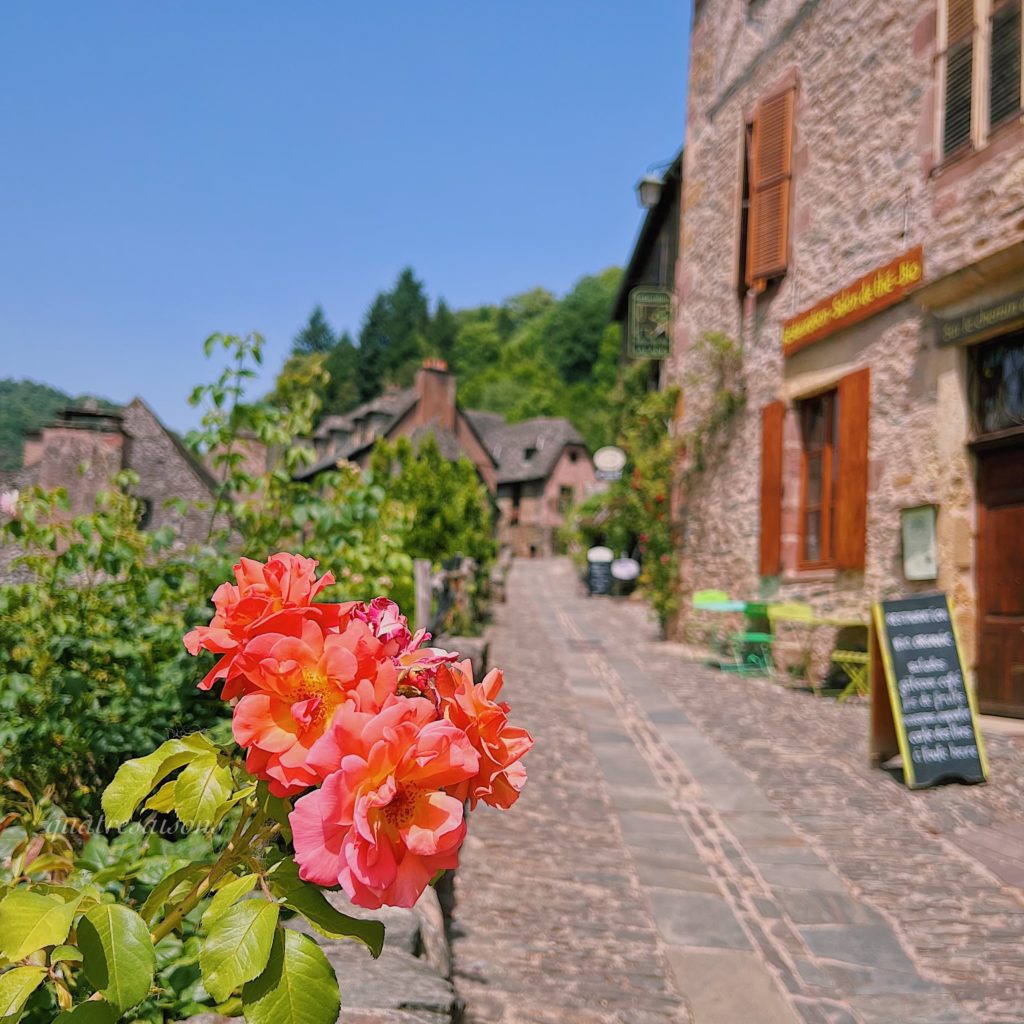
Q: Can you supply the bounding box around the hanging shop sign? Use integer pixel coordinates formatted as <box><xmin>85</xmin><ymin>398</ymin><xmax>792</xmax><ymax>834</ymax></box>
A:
<box><xmin>627</xmin><ymin>287</ymin><xmax>672</xmax><ymax>358</ymax></box>
<box><xmin>782</xmin><ymin>246</ymin><xmax>925</xmax><ymax>356</ymax></box>
<box><xmin>868</xmin><ymin>593</ymin><xmax>987</xmax><ymax>789</ymax></box>
<box><xmin>934</xmin><ymin>288</ymin><xmax>1024</xmax><ymax>346</ymax></box>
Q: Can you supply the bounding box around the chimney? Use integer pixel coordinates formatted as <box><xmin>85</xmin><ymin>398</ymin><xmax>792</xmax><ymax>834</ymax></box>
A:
<box><xmin>415</xmin><ymin>359</ymin><xmax>456</xmax><ymax>431</ymax></box>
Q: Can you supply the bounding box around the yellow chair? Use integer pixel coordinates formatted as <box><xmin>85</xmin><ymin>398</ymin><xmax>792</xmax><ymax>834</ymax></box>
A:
<box><xmin>767</xmin><ymin>602</ymin><xmax>817</xmax><ymax>686</ymax></box>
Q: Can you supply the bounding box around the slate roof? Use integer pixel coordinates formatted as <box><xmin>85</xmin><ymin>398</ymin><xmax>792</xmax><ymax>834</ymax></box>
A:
<box><xmin>481</xmin><ymin>416</ymin><xmax>587</xmax><ymax>485</ymax></box>
<box><xmin>297</xmin><ymin>388</ymin><xmax>418</xmax><ymax>479</ymax></box>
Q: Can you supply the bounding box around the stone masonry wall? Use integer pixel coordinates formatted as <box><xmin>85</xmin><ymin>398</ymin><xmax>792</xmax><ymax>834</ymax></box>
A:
<box><xmin>671</xmin><ymin>0</ymin><xmax>1024</xmax><ymax>670</ymax></box>
<box><xmin>121</xmin><ymin>398</ymin><xmax>220</xmax><ymax>548</ymax></box>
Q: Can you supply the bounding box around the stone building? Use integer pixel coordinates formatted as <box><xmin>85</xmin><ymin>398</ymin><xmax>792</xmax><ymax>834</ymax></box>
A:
<box><xmin>612</xmin><ymin>148</ymin><xmax>684</xmax><ymax>391</ymax></box>
<box><xmin>672</xmin><ymin>0</ymin><xmax>1024</xmax><ymax>715</ymax></box>
<box><xmin>299</xmin><ymin>360</ymin><xmax>597</xmax><ymax>557</ymax></box>
<box><xmin>468</xmin><ymin>414</ymin><xmax>596</xmax><ymax>558</ymax></box>
<box><xmin>11</xmin><ymin>398</ymin><xmax>221</xmax><ymax>545</ymax></box>
<box><xmin>298</xmin><ymin>361</ymin><xmax>499</xmax><ymax>493</ymax></box>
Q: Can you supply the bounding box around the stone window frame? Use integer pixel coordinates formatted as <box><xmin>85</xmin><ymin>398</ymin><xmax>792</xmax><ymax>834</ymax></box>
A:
<box><xmin>935</xmin><ymin>0</ymin><xmax>1024</xmax><ymax>164</ymax></box>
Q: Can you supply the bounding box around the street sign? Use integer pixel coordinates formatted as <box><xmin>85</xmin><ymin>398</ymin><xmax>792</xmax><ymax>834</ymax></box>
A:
<box><xmin>627</xmin><ymin>287</ymin><xmax>672</xmax><ymax>358</ymax></box>
<box><xmin>869</xmin><ymin>593</ymin><xmax>987</xmax><ymax>789</ymax></box>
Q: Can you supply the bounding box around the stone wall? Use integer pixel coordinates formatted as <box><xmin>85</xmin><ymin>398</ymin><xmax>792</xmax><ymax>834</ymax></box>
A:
<box><xmin>670</xmin><ymin>0</ymin><xmax>1024</xmax><ymax>671</ymax></box>
<box><xmin>121</xmin><ymin>398</ymin><xmax>221</xmax><ymax>548</ymax></box>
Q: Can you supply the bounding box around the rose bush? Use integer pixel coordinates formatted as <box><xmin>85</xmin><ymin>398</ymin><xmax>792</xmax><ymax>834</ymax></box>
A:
<box><xmin>0</xmin><ymin>553</ymin><xmax>530</xmax><ymax>1023</ymax></box>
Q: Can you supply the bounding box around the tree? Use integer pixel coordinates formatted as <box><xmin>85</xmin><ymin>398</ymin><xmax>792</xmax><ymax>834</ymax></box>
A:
<box><xmin>545</xmin><ymin>268</ymin><xmax>622</xmax><ymax>384</ymax></box>
<box><xmin>292</xmin><ymin>304</ymin><xmax>336</xmax><ymax>355</ymax></box>
<box><xmin>427</xmin><ymin>298</ymin><xmax>458</xmax><ymax>364</ymax></box>
<box><xmin>355</xmin><ymin>268</ymin><xmax>432</xmax><ymax>398</ymax></box>
<box><xmin>322</xmin><ymin>331</ymin><xmax>362</xmax><ymax>414</ymax></box>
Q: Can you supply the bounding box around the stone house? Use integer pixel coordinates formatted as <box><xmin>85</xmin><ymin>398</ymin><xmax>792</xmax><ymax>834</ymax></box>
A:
<box><xmin>671</xmin><ymin>0</ymin><xmax>1024</xmax><ymax>715</ymax></box>
<box><xmin>612</xmin><ymin>148</ymin><xmax>683</xmax><ymax>391</ymax></box>
<box><xmin>467</xmin><ymin>414</ymin><xmax>596</xmax><ymax>558</ymax></box>
<box><xmin>299</xmin><ymin>360</ymin><xmax>597</xmax><ymax>557</ymax></box>
<box><xmin>297</xmin><ymin>361</ymin><xmax>499</xmax><ymax>493</ymax></box>
<box><xmin>8</xmin><ymin>398</ymin><xmax>221</xmax><ymax>548</ymax></box>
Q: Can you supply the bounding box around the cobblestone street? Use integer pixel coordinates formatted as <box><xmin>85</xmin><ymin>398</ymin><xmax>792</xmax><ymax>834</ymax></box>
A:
<box><xmin>451</xmin><ymin>560</ymin><xmax>1024</xmax><ymax>1024</ymax></box>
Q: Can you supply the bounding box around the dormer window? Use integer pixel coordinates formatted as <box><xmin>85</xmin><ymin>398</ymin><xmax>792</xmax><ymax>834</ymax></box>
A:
<box><xmin>524</xmin><ymin>446</ymin><xmax>537</xmax><ymax>460</ymax></box>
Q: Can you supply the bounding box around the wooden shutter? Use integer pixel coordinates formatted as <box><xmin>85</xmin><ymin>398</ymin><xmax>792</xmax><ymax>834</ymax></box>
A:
<box><xmin>759</xmin><ymin>401</ymin><xmax>785</xmax><ymax>576</ymax></box>
<box><xmin>943</xmin><ymin>0</ymin><xmax>975</xmax><ymax>155</ymax></box>
<box><xmin>834</xmin><ymin>367</ymin><xmax>870</xmax><ymax>570</ymax></box>
<box><xmin>746</xmin><ymin>89</ymin><xmax>795</xmax><ymax>286</ymax></box>
<box><xmin>990</xmin><ymin>0</ymin><xmax>1022</xmax><ymax>129</ymax></box>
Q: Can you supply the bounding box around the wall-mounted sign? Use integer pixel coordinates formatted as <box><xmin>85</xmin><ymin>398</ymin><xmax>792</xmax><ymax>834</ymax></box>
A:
<box><xmin>869</xmin><ymin>593</ymin><xmax>987</xmax><ymax>789</ymax></box>
<box><xmin>934</xmin><ymin>288</ymin><xmax>1024</xmax><ymax>346</ymax></box>
<box><xmin>901</xmin><ymin>505</ymin><xmax>938</xmax><ymax>582</ymax></box>
<box><xmin>782</xmin><ymin>246</ymin><xmax>925</xmax><ymax>356</ymax></box>
<box><xmin>627</xmin><ymin>287</ymin><xmax>672</xmax><ymax>358</ymax></box>
<box><xmin>593</xmin><ymin>446</ymin><xmax>627</xmax><ymax>482</ymax></box>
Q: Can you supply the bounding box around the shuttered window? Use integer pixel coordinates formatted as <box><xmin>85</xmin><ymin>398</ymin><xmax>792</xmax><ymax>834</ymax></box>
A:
<box><xmin>745</xmin><ymin>88</ymin><xmax>795</xmax><ymax>288</ymax></box>
<box><xmin>944</xmin><ymin>0</ymin><xmax>976</xmax><ymax>155</ymax></box>
<box><xmin>793</xmin><ymin>368</ymin><xmax>870</xmax><ymax>572</ymax></box>
<box><xmin>940</xmin><ymin>0</ymin><xmax>1024</xmax><ymax>158</ymax></box>
<box><xmin>990</xmin><ymin>0</ymin><xmax>1022</xmax><ymax>128</ymax></box>
<box><xmin>759</xmin><ymin>401</ymin><xmax>785</xmax><ymax>576</ymax></box>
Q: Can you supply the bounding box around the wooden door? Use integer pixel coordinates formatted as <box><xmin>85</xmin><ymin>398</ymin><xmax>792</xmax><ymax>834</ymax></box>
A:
<box><xmin>976</xmin><ymin>446</ymin><xmax>1024</xmax><ymax>717</ymax></box>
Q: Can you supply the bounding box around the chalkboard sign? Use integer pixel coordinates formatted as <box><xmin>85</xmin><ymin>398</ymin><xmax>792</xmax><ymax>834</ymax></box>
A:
<box><xmin>870</xmin><ymin>594</ymin><xmax>988</xmax><ymax>789</ymax></box>
<box><xmin>587</xmin><ymin>559</ymin><xmax>613</xmax><ymax>596</ymax></box>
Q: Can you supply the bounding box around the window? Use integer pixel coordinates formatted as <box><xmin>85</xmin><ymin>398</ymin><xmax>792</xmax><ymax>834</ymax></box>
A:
<box><xmin>743</xmin><ymin>87</ymin><xmax>796</xmax><ymax>290</ymax></box>
<box><xmin>137</xmin><ymin>497</ymin><xmax>154</xmax><ymax>531</ymax></box>
<box><xmin>524</xmin><ymin>446</ymin><xmax>537</xmax><ymax>460</ymax></box>
<box><xmin>759</xmin><ymin>368</ymin><xmax>870</xmax><ymax>576</ymax></box>
<box><xmin>971</xmin><ymin>328</ymin><xmax>1024</xmax><ymax>435</ymax></box>
<box><xmin>798</xmin><ymin>391</ymin><xmax>839</xmax><ymax>568</ymax></box>
<box><xmin>557</xmin><ymin>485</ymin><xmax>574</xmax><ymax>515</ymax></box>
<box><xmin>940</xmin><ymin>0</ymin><xmax>1023</xmax><ymax>159</ymax></box>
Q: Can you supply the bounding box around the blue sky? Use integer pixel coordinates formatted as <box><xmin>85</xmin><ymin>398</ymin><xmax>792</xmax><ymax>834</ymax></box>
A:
<box><xmin>0</xmin><ymin>3</ymin><xmax>690</xmax><ymax>431</ymax></box>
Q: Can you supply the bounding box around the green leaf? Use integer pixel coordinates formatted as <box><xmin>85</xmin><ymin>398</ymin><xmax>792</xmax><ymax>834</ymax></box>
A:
<box><xmin>143</xmin><ymin>780</ymin><xmax>177</xmax><ymax>813</ymax></box>
<box><xmin>102</xmin><ymin>735</ymin><xmax>213</xmax><ymax>828</ymax></box>
<box><xmin>241</xmin><ymin>928</ymin><xmax>340</xmax><ymax>1024</ymax></box>
<box><xmin>140</xmin><ymin>863</ymin><xmax>207</xmax><ymax>925</ymax></box>
<box><xmin>202</xmin><ymin>873</ymin><xmax>259</xmax><ymax>929</ymax></box>
<box><xmin>0</xmin><ymin>891</ymin><xmax>82</xmax><ymax>960</ymax></box>
<box><xmin>50</xmin><ymin>944</ymin><xmax>82</xmax><ymax>964</ymax></box>
<box><xmin>77</xmin><ymin>904</ymin><xmax>155</xmax><ymax>1012</ymax></box>
<box><xmin>211</xmin><ymin>784</ymin><xmax>256</xmax><ymax>827</ymax></box>
<box><xmin>174</xmin><ymin>753</ymin><xmax>234</xmax><ymax>830</ymax></box>
<box><xmin>54</xmin><ymin>1001</ymin><xmax>120</xmax><ymax>1022</ymax></box>
<box><xmin>199</xmin><ymin>898</ymin><xmax>279</xmax><ymax>1003</ymax></box>
<box><xmin>0</xmin><ymin>965</ymin><xmax>47</xmax><ymax>1018</ymax></box>
<box><xmin>268</xmin><ymin>861</ymin><xmax>383</xmax><ymax>958</ymax></box>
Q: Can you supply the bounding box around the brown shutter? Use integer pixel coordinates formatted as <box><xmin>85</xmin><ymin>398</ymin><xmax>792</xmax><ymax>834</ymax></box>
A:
<box><xmin>746</xmin><ymin>88</ymin><xmax>795</xmax><ymax>286</ymax></box>
<box><xmin>943</xmin><ymin>0</ymin><xmax>975</xmax><ymax>155</ymax></box>
<box><xmin>947</xmin><ymin>0</ymin><xmax>975</xmax><ymax>42</ymax></box>
<box><xmin>759</xmin><ymin>401</ymin><xmax>785</xmax><ymax>576</ymax></box>
<box><xmin>990</xmin><ymin>0</ymin><xmax>1022</xmax><ymax>129</ymax></box>
<box><xmin>835</xmin><ymin>367</ymin><xmax>870</xmax><ymax>570</ymax></box>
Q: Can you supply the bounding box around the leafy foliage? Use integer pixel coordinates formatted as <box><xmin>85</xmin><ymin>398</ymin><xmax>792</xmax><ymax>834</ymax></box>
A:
<box><xmin>0</xmin><ymin>482</ymin><xmax>226</xmax><ymax>816</ymax></box>
<box><xmin>561</xmin><ymin>364</ymin><xmax>683</xmax><ymax>631</ymax></box>
<box><xmin>370</xmin><ymin>434</ymin><xmax>495</xmax><ymax>571</ymax></box>
<box><xmin>0</xmin><ymin>740</ymin><xmax>381</xmax><ymax>1024</ymax></box>
<box><xmin>280</xmin><ymin>267</ymin><xmax>623</xmax><ymax>451</ymax></box>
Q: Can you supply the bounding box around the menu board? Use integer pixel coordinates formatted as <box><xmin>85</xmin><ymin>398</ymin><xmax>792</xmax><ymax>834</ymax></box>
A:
<box><xmin>871</xmin><ymin>594</ymin><xmax>987</xmax><ymax>789</ymax></box>
<box><xmin>587</xmin><ymin>559</ymin><xmax>613</xmax><ymax>596</ymax></box>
